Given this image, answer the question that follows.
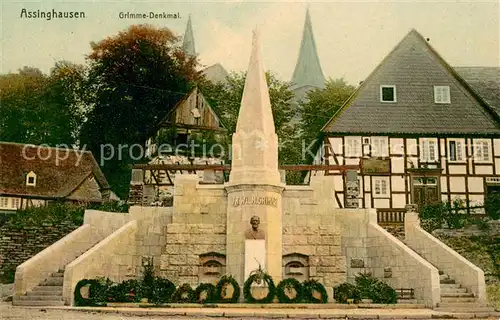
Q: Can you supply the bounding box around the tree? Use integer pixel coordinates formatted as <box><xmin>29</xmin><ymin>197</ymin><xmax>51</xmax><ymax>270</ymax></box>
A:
<box><xmin>80</xmin><ymin>24</ymin><xmax>199</xmax><ymax>154</ymax></box>
<box><xmin>0</xmin><ymin>65</ymin><xmax>84</xmax><ymax>146</ymax></box>
<box><xmin>199</xmin><ymin>71</ymin><xmax>295</xmax><ymax>160</ymax></box>
<box><xmin>298</xmin><ymin>78</ymin><xmax>356</xmax><ymax>162</ymax></box>
<box><xmin>79</xmin><ymin>24</ymin><xmax>200</xmax><ymax>198</ymax></box>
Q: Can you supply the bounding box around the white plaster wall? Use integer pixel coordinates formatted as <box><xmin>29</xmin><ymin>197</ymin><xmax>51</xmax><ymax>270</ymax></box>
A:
<box><xmin>495</xmin><ymin>159</ymin><xmax>500</xmax><ymax>174</ymax></box>
<box><xmin>373</xmin><ymin>199</ymin><xmax>390</xmax><ymax>208</ymax></box>
<box><xmin>328</xmin><ymin>137</ymin><xmax>343</xmax><ymax>155</ymax></box>
<box><xmin>392</xmin><ymin>194</ymin><xmax>406</xmax><ymax>208</ymax></box>
<box><xmin>475</xmin><ymin>165</ymin><xmax>493</xmax><ymax>175</ymax></box>
<box><xmin>391</xmin><ymin>157</ymin><xmax>405</xmax><ymax>173</ymax></box>
<box><xmin>468</xmin><ymin>177</ymin><xmax>484</xmax><ymax>193</ymax></box>
<box><xmin>406</xmin><ymin>139</ymin><xmax>418</xmax><ymax>156</ymax></box>
<box><xmin>440</xmin><ymin>177</ymin><xmax>448</xmax><ymax>192</ymax></box>
<box><xmin>390</xmin><ymin>138</ymin><xmax>404</xmax><ymax>155</ymax></box>
<box><xmin>494</xmin><ymin>139</ymin><xmax>500</xmax><ymax>156</ymax></box>
<box><xmin>333</xmin><ymin>175</ymin><xmax>344</xmax><ymax>191</ymax></box>
<box><xmin>448</xmin><ymin>165</ymin><xmax>467</xmax><ymax>175</ymax></box>
<box><xmin>391</xmin><ymin>176</ymin><xmax>405</xmax><ymax>192</ymax></box>
<box><xmin>345</xmin><ymin>158</ymin><xmax>359</xmax><ymax>166</ymax></box>
<box><xmin>449</xmin><ymin>177</ymin><xmax>466</xmax><ymax>193</ymax></box>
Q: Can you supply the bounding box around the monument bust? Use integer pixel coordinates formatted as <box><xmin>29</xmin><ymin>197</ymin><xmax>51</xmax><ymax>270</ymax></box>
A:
<box><xmin>244</xmin><ymin>215</ymin><xmax>265</xmax><ymax>240</ymax></box>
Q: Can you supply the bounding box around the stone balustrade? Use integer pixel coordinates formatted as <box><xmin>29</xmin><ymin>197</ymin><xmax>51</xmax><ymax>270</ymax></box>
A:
<box><xmin>404</xmin><ymin>210</ymin><xmax>486</xmax><ymax>303</ymax></box>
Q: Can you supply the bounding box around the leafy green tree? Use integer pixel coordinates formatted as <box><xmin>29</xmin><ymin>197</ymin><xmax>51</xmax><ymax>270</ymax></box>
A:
<box><xmin>0</xmin><ymin>64</ymin><xmax>84</xmax><ymax>146</ymax></box>
<box><xmin>79</xmin><ymin>24</ymin><xmax>200</xmax><ymax>198</ymax></box>
<box><xmin>199</xmin><ymin>71</ymin><xmax>295</xmax><ymax>159</ymax></box>
<box><xmin>298</xmin><ymin>78</ymin><xmax>356</xmax><ymax>162</ymax></box>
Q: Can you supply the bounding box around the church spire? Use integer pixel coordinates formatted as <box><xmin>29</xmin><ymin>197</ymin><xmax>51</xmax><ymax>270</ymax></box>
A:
<box><xmin>291</xmin><ymin>8</ymin><xmax>325</xmax><ymax>88</ymax></box>
<box><xmin>182</xmin><ymin>14</ymin><xmax>196</xmax><ymax>56</ymax></box>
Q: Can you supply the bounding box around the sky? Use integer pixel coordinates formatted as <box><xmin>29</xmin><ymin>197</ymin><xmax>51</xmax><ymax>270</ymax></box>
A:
<box><xmin>1</xmin><ymin>0</ymin><xmax>499</xmax><ymax>86</ymax></box>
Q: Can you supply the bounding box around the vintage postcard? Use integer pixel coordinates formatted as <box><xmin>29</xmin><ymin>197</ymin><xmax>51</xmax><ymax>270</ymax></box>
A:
<box><xmin>1</xmin><ymin>0</ymin><xmax>499</xmax><ymax>318</ymax></box>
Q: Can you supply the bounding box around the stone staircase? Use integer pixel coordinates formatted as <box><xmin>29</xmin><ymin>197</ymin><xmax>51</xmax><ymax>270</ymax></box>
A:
<box><xmin>12</xmin><ymin>270</ymin><xmax>65</xmax><ymax>306</ymax></box>
<box><xmin>434</xmin><ymin>271</ymin><xmax>495</xmax><ymax>313</ymax></box>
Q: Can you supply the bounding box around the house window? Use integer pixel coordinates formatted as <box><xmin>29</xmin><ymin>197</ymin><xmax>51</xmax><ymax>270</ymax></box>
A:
<box><xmin>473</xmin><ymin>139</ymin><xmax>492</xmax><ymax>163</ymax></box>
<box><xmin>420</xmin><ymin>138</ymin><xmax>438</xmax><ymax>163</ymax></box>
<box><xmin>0</xmin><ymin>197</ymin><xmax>9</xmax><ymax>209</ymax></box>
<box><xmin>448</xmin><ymin>139</ymin><xmax>465</xmax><ymax>162</ymax></box>
<box><xmin>434</xmin><ymin>86</ymin><xmax>450</xmax><ymax>104</ymax></box>
<box><xmin>371</xmin><ymin>137</ymin><xmax>389</xmax><ymax>157</ymax></box>
<box><xmin>26</xmin><ymin>171</ymin><xmax>37</xmax><ymax>186</ymax></box>
<box><xmin>345</xmin><ymin>137</ymin><xmax>361</xmax><ymax>157</ymax></box>
<box><xmin>380</xmin><ymin>85</ymin><xmax>396</xmax><ymax>102</ymax></box>
<box><xmin>373</xmin><ymin>177</ymin><xmax>389</xmax><ymax>198</ymax></box>
<box><xmin>10</xmin><ymin>198</ymin><xmax>20</xmax><ymax>209</ymax></box>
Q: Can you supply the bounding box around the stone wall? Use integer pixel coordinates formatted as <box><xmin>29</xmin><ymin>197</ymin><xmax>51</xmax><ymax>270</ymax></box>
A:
<box><xmin>337</xmin><ymin>208</ymin><xmax>441</xmax><ymax>308</ymax></box>
<box><xmin>63</xmin><ymin>221</ymin><xmax>138</xmax><ymax>306</ymax></box>
<box><xmin>0</xmin><ymin>221</ymin><xmax>79</xmax><ymax>283</ymax></box>
<box><xmin>159</xmin><ymin>224</ymin><xmax>226</xmax><ymax>286</ymax></box>
<box><xmin>405</xmin><ymin>211</ymin><xmax>486</xmax><ymax>303</ymax></box>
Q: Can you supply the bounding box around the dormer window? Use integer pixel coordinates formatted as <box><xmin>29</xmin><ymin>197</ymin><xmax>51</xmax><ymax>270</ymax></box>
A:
<box><xmin>26</xmin><ymin>171</ymin><xmax>37</xmax><ymax>186</ymax></box>
<box><xmin>434</xmin><ymin>86</ymin><xmax>450</xmax><ymax>103</ymax></box>
<box><xmin>380</xmin><ymin>85</ymin><xmax>396</xmax><ymax>102</ymax></box>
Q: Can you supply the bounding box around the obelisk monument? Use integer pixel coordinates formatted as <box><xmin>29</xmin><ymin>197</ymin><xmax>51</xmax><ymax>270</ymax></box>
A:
<box><xmin>225</xmin><ymin>29</ymin><xmax>284</xmax><ymax>288</ymax></box>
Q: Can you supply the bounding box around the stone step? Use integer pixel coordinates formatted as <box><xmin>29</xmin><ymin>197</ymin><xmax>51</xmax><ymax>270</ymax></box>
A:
<box><xmin>440</xmin><ymin>287</ymin><xmax>467</xmax><ymax>293</ymax></box>
<box><xmin>440</xmin><ymin>283</ymin><xmax>461</xmax><ymax>289</ymax></box>
<box><xmin>438</xmin><ymin>301</ymin><xmax>487</xmax><ymax>308</ymax></box>
<box><xmin>17</xmin><ymin>295</ymin><xmax>64</xmax><ymax>301</ymax></box>
<box><xmin>12</xmin><ymin>299</ymin><xmax>65</xmax><ymax>306</ymax></box>
<box><xmin>440</xmin><ymin>278</ymin><xmax>456</xmax><ymax>284</ymax></box>
<box><xmin>440</xmin><ymin>297</ymin><xmax>478</xmax><ymax>303</ymax></box>
<box><xmin>40</xmin><ymin>277</ymin><xmax>63</xmax><ymax>286</ymax></box>
<box><xmin>50</xmin><ymin>272</ymin><xmax>64</xmax><ymax>278</ymax></box>
<box><xmin>441</xmin><ymin>292</ymin><xmax>475</xmax><ymax>298</ymax></box>
<box><xmin>32</xmin><ymin>285</ymin><xmax>63</xmax><ymax>292</ymax></box>
<box><xmin>439</xmin><ymin>274</ymin><xmax>450</xmax><ymax>281</ymax></box>
<box><xmin>434</xmin><ymin>306</ymin><xmax>495</xmax><ymax>313</ymax></box>
<box><xmin>27</xmin><ymin>289</ymin><xmax>62</xmax><ymax>296</ymax></box>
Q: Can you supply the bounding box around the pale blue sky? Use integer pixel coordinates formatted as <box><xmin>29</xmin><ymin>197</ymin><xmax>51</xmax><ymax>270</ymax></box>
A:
<box><xmin>1</xmin><ymin>0</ymin><xmax>499</xmax><ymax>85</ymax></box>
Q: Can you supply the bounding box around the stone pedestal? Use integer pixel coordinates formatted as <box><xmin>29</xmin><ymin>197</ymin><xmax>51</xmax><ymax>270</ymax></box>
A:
<box><xmin>225</xmin><ymin>184</ymin><xmax>284</xmax><ymax>287</ymax></box>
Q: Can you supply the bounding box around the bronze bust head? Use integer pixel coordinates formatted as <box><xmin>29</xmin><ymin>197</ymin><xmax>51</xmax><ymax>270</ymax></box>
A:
<box><xmin>245</xmin><ymin>215</ymin><xmax>265</xmax><ymax>239</ymax></box>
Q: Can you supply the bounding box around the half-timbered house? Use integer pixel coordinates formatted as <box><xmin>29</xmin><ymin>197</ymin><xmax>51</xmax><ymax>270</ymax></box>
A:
<box><xmin>319</xmin><ymin>29</ymin><xmax>500</xmax><ymax>211</ymax></box>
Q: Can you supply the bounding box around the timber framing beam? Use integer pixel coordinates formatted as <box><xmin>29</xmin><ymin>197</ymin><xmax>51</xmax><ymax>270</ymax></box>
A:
<box><xmin>132</xmin><ymin>164</ymin><xmax>359</xmax><ymax>171</ymax></box>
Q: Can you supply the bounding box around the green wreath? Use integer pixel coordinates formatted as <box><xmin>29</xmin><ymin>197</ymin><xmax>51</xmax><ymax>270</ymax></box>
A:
<box><xmin>215</xmin><ymin>275</ymin><xmax>241</xmax><ymax>303</ymax></box>
<box><xmin>150</xmin><ymin>277</ymin><xmax>176</xmax><ymax>304</ymax></box>
<box><xmin>74</xmin><ymin>279</ymin><xmax>102</xmax><ymax>306</ymax></box>
<box><xmin>106</xmin><ymin>279</ymin><xmax>140</xmax><ymax>302</ymax></box>
<box><xmin>171</xmin><ymin>283</ymin><xmax>195</xmax><ymax>303</ymax></box>
<box><xmin>276</xmin><ymin>278</ymin><xmax>303</xmax><ymax>303</ymax></box>
<box><xmin>243</xmin><ymin>272</ymin><xmax>276</xmax><ymax>303</ymax></box>
<box><xmin>195</xmin><ymin>283</ymin><xmax>217</xmax><ymax>304</ymax></box>
<box><xmin>302</xmin><ymin>280</ymin><xmax>328</xmax><ymax>304</ymax></box>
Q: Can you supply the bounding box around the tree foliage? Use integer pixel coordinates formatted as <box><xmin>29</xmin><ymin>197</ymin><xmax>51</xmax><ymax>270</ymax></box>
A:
<box><xmin>0</xmin><ymin>64</ymin><xmax>84</xmax><ymax>145</ymax></box>
<box><xmin>298</xmin><ymin>78</ymin><xmax>356</xmax><ymax>161</ymax></box>
<box><xmin>80</xmin><ymin>24</ymin><xmax>200</xmax><ymax>159</ymax></box>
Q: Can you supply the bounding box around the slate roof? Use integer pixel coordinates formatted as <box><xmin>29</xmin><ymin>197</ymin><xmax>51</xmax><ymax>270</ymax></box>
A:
<box><xmin>291</xmin><ymin>8</ymin><xmax>325</xmax><ymax>90</ymax></box>
<box><xmin>202</xmin><ymin>63</ymin><xmax>230</xmax><ymax>84</ymax></box>
<box><xmin>454</xmin><ymin>67</ymin><xmax>500</xmax><ymax>117</ymax></box>
<box><xmin>322</xmin><ymin>29</ymin><xmax>500</xmax><ymax>135</ymax></box>
<box><xmin>0</xmin><ymin>142</ymin><xmax>109</xmax><ymax>199</ymax></box>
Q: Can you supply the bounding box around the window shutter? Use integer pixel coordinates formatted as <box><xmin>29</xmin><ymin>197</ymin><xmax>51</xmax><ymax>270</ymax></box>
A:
<box><xmin>482</xmin><ymin>142</ymin><xmax>489</xmax><ymax>160</ymax></box>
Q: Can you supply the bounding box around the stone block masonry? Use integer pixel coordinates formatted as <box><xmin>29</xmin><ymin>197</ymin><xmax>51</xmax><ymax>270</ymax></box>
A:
<box><xmin>0</xmin><ymin>221</ymin><xmax>79</xmax><ymax>283</ymax></box>
<box><xmin>160</xmin><ymin>223</ymin><xmax>226</xmax><ymax>286</ymax></box>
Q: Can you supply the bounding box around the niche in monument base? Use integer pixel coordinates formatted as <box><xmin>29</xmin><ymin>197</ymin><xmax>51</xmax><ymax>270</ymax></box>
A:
<box><xmin>244</xmin><ymin>239</ymin><xmax>266</xmax><ymax>286</ymax></box>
